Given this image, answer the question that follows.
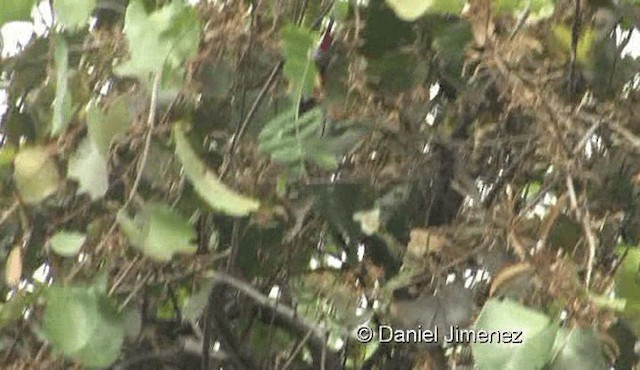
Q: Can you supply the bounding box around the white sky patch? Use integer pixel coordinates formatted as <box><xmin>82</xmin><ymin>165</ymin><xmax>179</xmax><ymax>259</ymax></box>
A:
<box><xmin>325</xmin><ymin>254</ymin><xmax>343</xmax><ymax>269</ymax></box>
<box><xmin>268</xmin><ymin>285</ymin><xmax>281</xmax><ymax>300</ymax></box>
<box><xmin>1</xmin><ymin>22</ymin><xmax>34</xmax><ymax>58</ymax></box>
<box><xmin>429</xmin><ymin>82</ymin><xmax>440</xmax><ymax>101</ymax></box>
<box><xmin>620</xmin><ymin>29</ymin><xmax>640</xmax><ymax>58</ymax></box>
<box><xmin>33</xmin><ymin>1</ymin><xmax>54</xmax><ymax>35</ymax></box>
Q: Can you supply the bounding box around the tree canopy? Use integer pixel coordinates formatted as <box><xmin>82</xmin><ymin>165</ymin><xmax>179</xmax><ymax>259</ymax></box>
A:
<box><xmin>1</xmin><ymin>0</ymin><xmax>640</xmax><ymax>369</ymax></box>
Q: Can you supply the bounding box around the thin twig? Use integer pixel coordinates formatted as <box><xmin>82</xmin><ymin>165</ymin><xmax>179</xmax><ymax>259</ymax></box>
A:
<box><xmin>212</xmin><ymin>271</ymin><xmax>343</xmax><ymax>338</ymax></box>
<box><xmin>0</xmin><ymin>200</ymin><xmax>19</xmax><ymax>228</ymax></box>
<box><xmin>281</xmin><ymin>328</ymin><xmax>314</xmax><ymax>370</ymax></box>
<box><xmin>107</xmin><ymin>255</ymin><xmax>140</xmax><ymax>296</ymax></box>
<box><xmin>572</xmin><ymin>119</ymin><xmax>600</xmax><ymax>156</ymax></box>
<box><xmin>219</xmin><ymin>61</ymin><xmax>283</xmax><ymax>178</ymax></box>
<box><xmin>582</xmin><ymin>209</ymin><xmax>597</xmax><ymax>289</ymax></box>
<box><xmin>568</xmin><ymin>0</ymin><xmax>582</xmax><ymax>98</ymax></box>
<box><xmin>118</xmin><ymin>269</ymin><xmax>154</xmax><ymax>311</ymax></box>
<box><xmin>92</xmin><ymin>72</ymin><xmax>161</xmax><ymax>259</ymax></box>
<box><xmin>609</xmin><ymin>121</ymin><xmax>640</xmax><ymax>151</ymax></box>
<box><xmin>509</xmin><ymin>0</ymin><xmax>531</xmax><ymax>40</ymax></box>
<box><xmin>566</xmin><ymin>175</ymin><xmax>580</xmax><ymax>218</ymax></box>
<box><xmin>125</xmin><ymin>71</ymin><xmax>161</xmax><ymax>208</ymax></box>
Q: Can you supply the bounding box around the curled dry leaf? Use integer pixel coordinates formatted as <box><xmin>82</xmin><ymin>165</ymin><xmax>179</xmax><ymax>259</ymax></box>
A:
<box><xmin>489</xmin><ymin>262</ymin><xmax>535</xmax><ymax>298</ymax></box>
<box><xmin>5</xmin><ymin>246</ymin><xmax>22</xmax><ymax>288</ymax></box>
<box><xmin>407</xmin><ymin>228</ymin><xmax>448</xmax><ymax>258</ymax></box>
<box><xmin>13</xmin><ymin>146</ymin><xmax>60</xmax><ymax>204</ymax></box>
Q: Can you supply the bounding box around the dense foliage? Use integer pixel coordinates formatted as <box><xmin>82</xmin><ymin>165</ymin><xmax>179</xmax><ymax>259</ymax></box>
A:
<box><xmin>1</xmin><ymin>0</ymin><xmax>640</xmax><ymax>369</ymax></box>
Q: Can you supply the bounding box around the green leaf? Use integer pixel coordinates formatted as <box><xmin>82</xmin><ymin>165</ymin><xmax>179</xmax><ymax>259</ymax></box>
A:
<box><xmin>258</xmin><ymin>107</ymin><xmax>322</xmax><ymax>143</ymax></box>
<box><xmin>0</xmin><ymin>146</ymin><xmax>17</xmax><ymax>167</ymax></box>
<box><xmin>385</xmin><ymin>0</ymin><xmax>432</xmax><ymax>20</ymax></box>
<box><xmin>54</xmin><ymin>0</ymin><xmax>96</xmax><ymax>29</ymax></box>
<box><xmin>173</xmin><ymin>121</ymin><xmax>260</xmax><ymax>216</ymax></box>
<box><xmin>259</xmin><ymin>107</ymin><xmax>361</xmax><ymax>171</ymax></box>
<box><xmin>615</xmin><ymin>246</ymin><xmax>640</xmax><ymax>333</ymax></box>
<box><xmin>428</xmin><ymin>0</ymin><xmax>465</xmax><ymax>14</ymax></box>
<box><xmin>49</xmin><ymin>231</ymin><xmax>86</xmax><ymax>257</ymax></box>
<box><xmin>51</xmin><ymin>35</ymin><xmax>73</xmax><ymax>137</ymax></box>
<box><xmin>43</xmin><ymin>284</ymin><xmax>124</xmax><ymax>367</ymax></box>
<box><xmin>71</xmin><ymin>295</ymin><xmax>125</xmax><ymax>367</ymax></box>
<box><xmin>13</xmin><ymin>146</ymin><xmax>60</xmax><ymax>204</ymax></box>
<box><xmin>86</xmin><ymin>97</ymin><xmax>132</xmax><ymax>156</ymax></box>
<box><xmin>472</xmin><ymin>299</ymin><xmax>556</xmax><ymax>370</ymax></box>
<box><xmin>116</xmin><ymin>210</ymin><xmax>145</xmax><ymax>249</ymax></box>
<box><xmin>551</xmin><ymin>25</ymin><xmax>596</xmax><ymax>67</ymax></box>
<box><xmin>183</xmin><ymin>279</ymin><xmax>214</xmax><ymax>322</ymax></box>
<box><xmin>493</xmin><ymin>0</ymin><xmax>554</xmax><ymax>19</ymax></box>
<box><xmin>549</xmin><ymin>328</ymin><xmax>606</xmax><ymax>370</ymax></box>
<box><xmin>385</xmin><ymin>0</ymin><xmax>464</xmax><ymax>21</ymax></box>
<box><xmin>116</xmin><ymin>0</ymin><xmax>201</xmax><ymax>80</ymax></box>
<box><xmin>143</xmin><ymin>203</ymin><xmax>197</xmax><ymax>261</ymax></box>
<box><xmin>281</xmin><ymin>24</ymin><xmax>318</xmax><ymax>102</ymax></box>
<box><xmin>67</xmin><ymin>137</ymin><xmax>109</xmax><ymax>200</ymax></box>
<box><xmin>493</xmin><ymin>0</ymin><xmax>520</xmax><ymax>13</ymax></box>
<box><xmin>0</xmin><ymin>295</ymin><xmax>25</xmax><ymax>330</ymax></box>
<box><xmin>117</xmin><ymin>203</ymin><xmax>196</xmax><ymax>261</ymax></box>
<box><xmin>0</xmin><ymin>0</ymin><xmax>36</xmax><ymax>26</ymax></box>
<box><xmin>44</xmin><ymin>286</ymin><xmax>98</xmax><ymax>354</ymax></box>
<box><xmin>333</xmin><ymin>0</ymin><xmax>350</xmax><ymax>21</ymax></box>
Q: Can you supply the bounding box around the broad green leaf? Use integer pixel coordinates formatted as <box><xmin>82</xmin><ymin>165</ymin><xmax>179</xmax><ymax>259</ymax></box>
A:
<box><xmin>428</xmin><ymin>0</ymin><xmax>465</xmax><ymax>14</ymax></box>
<box><xmin>385</xmin><ymin>0</ymin><xmax>432</xmax><ymax>20</ymax></box>
<box><xmin>122</xmin><ymin>307</ymin><xmax>142</xmax><ymax>340</ymax></box>
<box><xmin>67</xmin><ymin>137</ymin><xmax>109</xmax><ymax>200</ymax></box>
<box><xmin>116</xmin><ymin>0</ymin><xmax>201</xmax><ymax>80</ymax></box>
<box><xmin>0</xmin><ymin>146</ymin><xmax>17</xmax><ymax>167</ymax></box>
<box><xmin>86</xmin><ymin>97</ymin><xmax>132</xmax><ymax>156</ymax></box>
<box><xmin>142</xmin><ymin>203</ymin><xmax>197</xmax><ymax>261</ymax></box>
<box><xmin>334</xmin><ymin>0</ymin><xmax>350</xmax><ymax>21</ymax></box>
<box><xmin>432</xmin><ymin>19</ymin><xmax>473</xmax><ymax>87</ymax></box>
<box><xmin>552</xmin><ymin>25</ymin><xmax>596</xmax><ymax>67</ymax></box>
<box><xmin>0</xmin><ymin>295</ymin><xmax>25</xmax><ymax>330</ymax></box>
<box><xmin>385</xmin><ymin>0</ymin><xmax>463</xmax><ymax>20</ymax></box>
<box><xmin>70</xmin><ymin>295</ymin><xmax>125</xmax><ymax>367</ymax></box>
<box><xmin>13</xmin><ymin>146</ymin><xmax>60</xmax><ymax>204</ymax></box>
<box><xmin>281</xmin><ymin>24</ymin><xmax>318</xmax><ymax>102</ymax></box>
<box><xmin>43</xmin><ymin>285</ymin><xmax>99</xmax><ymax>354</ymax></box>
<box><xmin>615</xmin><ymin>246</ymin><xmax>640</xmax><ymax>333</ymax></box>
<box><xmin>0</xmin><ymin>0</ymin><xmax>36</xmax><ymax>26</ymax></box>
<box><xmin>173</xmin><ymin>121</ymin><xmax>260</xmax><ymax>216</ymax></box>
<box><xmin>493</xmin><ymin>0</ymin><xmax>520</xmax><ymax>13</ymax></box>
<box><xmin>588</xmin><ymin>292</ymin><xmax>626</xmax><ymax>311</ymax></box>
<box><xmin>361</xmin><ymin>0</ymin><xmax>415</xmax><ymax>58</ymax></box>
<box><xmin>51</xmin><ymin>35</ymin><xmax>72</xmax><ymax>137</ymax></box>
<box><xmin>183</xmin><ymin>279</ymin><xmax>214</xmax><ymax>322</ymax></box>
<box><xmin>116</xmin><ymin>210</ymin><xmax>145</xmax><ymax>249</ymax></box>
<box><xmin>54</xmin><ymin>0</ymin><xmax>96</xmax><ymax>29</ymax></box>
<box><xmin>118</xmin><ymin>203</ymin><xmax>196</xmax><ymax>261</ymax></box>
<box><xmin>473</xmin><ymin>299</ymin><xmax>556</xmax><ymax>370</ymax></box>
<box><xmin>43</xmin><ymin>284</ymin><xmax>124</xmax><ymax>367</ymax></box>
<box><xmin>49</xmin><ymin>231</ymin><xmax>86</xmax><ymax>257</ymax></box>
<box><xmin>367</xmin><ymin>52</ymin><xmax>418</xmax><ymax>92</ymax></box>
<box><xmin>549</xmin><ymin>328</ymin><xmax>606</xmax><ymax>370</ymax></box>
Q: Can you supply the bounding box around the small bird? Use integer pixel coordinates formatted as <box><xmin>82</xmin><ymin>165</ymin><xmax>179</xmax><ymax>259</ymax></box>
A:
<box><xmin>313</xmin><ymin>18</ymin><xmax>335</xmax><ymax>78</ymax></box>
<box><xmin>299</xmin><ymin>18</ymin><xmax>336</xmax><ymax>115</ymax></box>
